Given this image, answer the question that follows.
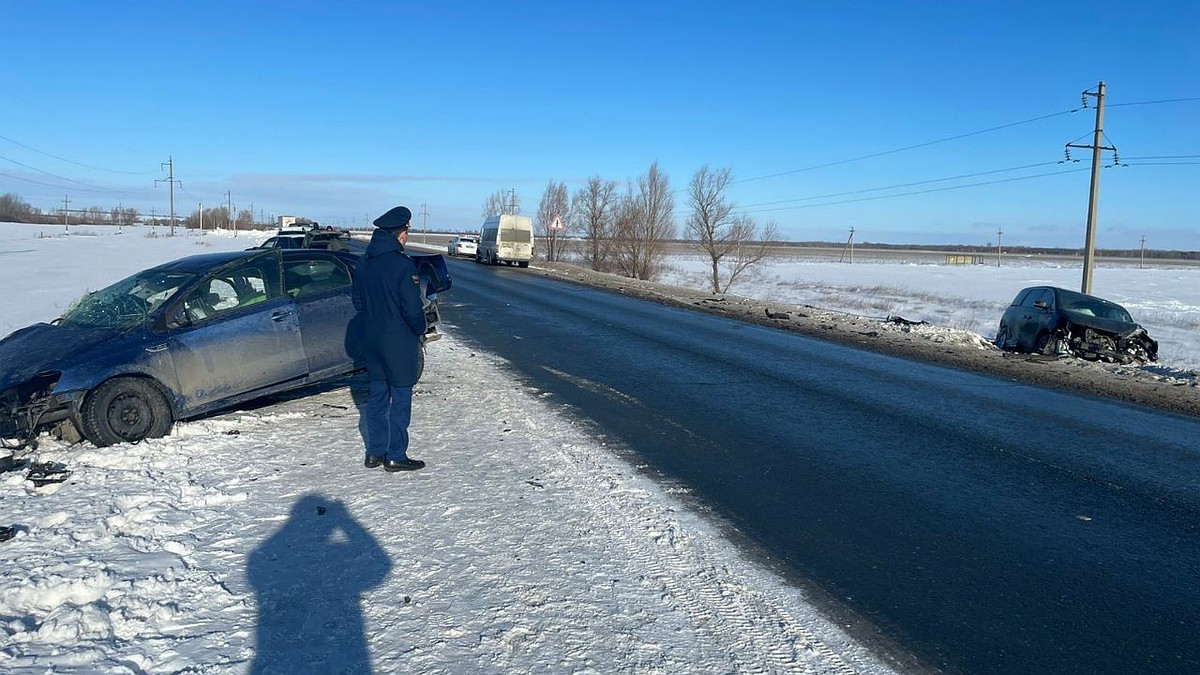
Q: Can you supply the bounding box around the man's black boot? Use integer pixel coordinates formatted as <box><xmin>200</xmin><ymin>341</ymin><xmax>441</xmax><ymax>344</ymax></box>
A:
<box><xmin>384</xmin><ymin>458</ymin><xmax>426</xmax><ymax>472</ymax></box>
<box><xmin>364</xmin><ymin>455</ymin><xmax>384</xmax><ymax>468</ymax></box>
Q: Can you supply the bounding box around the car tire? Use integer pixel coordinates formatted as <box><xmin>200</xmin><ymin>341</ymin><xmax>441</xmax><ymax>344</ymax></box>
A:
<box><xmin>518</xmin><ymin>261</ymin><xmax>529</xmax><ymax>268</ymax></box>
<box><xmin>80</xmin><ymin>377</ymin><xmax>174</xmax><ymax>447</ymax></box>
<box><xmin>994</xmin><ymin>325</ymin><xmax>1010</xmax><ymax>351</ymax></box>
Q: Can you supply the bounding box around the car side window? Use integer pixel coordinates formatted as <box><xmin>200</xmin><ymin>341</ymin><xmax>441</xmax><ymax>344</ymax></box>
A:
<box><xmin>180</xmin><ymin>261</ymin><xmax>276</xmax><ymax>323</ymax></box>
<box><xmin>283</xmin><ymin>257</ymin><xmax>353</xmax><ymax>298</ymax></box>
<box><xmin>1021</xmin><ymin>289</ymin><xmax>1049</xmax><ymax>309</ymax></box>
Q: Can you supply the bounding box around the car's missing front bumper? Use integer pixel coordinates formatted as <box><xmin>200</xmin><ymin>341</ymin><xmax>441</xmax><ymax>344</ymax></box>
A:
<box><xmin>0</xmin><ymin>371</ymin><xmax>73</xmax><ymax>448</ymax></box>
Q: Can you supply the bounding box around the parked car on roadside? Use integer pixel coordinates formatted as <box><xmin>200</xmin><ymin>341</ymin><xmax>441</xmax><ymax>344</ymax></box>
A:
<box><xmin>0</xmin><ymin>248</ymin><xmax>451</xmax><ymax>449</ymax></box>
<box><xmin>256</xmin><ymin>229</ymin><xmax>308</xmax><ymax>249</ymax></box>
<box><xmin>447</xmin><ymin>235</ymin><xmax>479</xmax><ymax>257</ymax></box>
<box><xmin>256</xmin><ymin>226</ymin><xmax>360</xmax><ymax>253</ymax></box>
<box><xmin>994</xmin><ymin>286</ymin><xmax>1158</xmax><ymax>364</ymax></box>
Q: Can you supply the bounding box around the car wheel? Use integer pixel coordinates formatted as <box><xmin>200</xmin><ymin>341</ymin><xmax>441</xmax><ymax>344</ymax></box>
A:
<box><xmin>80</xmin><ymin>377</ymin><xmax>174</xmax><ymax>447</ymax></box>
<box><xmin>518</xmin><ymin>261</ymin><xmax>529</xmax><ymax>268</ymax></box>
<box><xmin>994</xmin><ymin>325</ymin><xmax>1010</xmax><ymax>350</ymax></box>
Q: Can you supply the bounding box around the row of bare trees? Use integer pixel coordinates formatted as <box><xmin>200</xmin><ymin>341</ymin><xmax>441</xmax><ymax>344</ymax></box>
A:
<box><xmin>483</xmin><ymin>163</ymin><xmax>778</xmax><ymax>293</ymax></box>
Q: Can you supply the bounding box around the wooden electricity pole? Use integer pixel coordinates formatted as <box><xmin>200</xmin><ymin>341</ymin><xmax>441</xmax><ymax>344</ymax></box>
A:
<box><xmin>1066</xmin><ymin>82</ymin><xmax>1116</xmax><ymax>295</ymax></box>
<box><xmin>156</xmin><ymin>156</ymin><xmax>180</xmax><ymax>236</ymax></box>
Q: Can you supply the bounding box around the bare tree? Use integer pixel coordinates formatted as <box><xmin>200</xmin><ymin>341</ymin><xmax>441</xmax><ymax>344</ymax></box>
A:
<box><xmin>613</xmin><ymin>161</ymin><xmax>675</xmax><ymax>281</ymax></box>
<box><xmin>535</xmin><ymin>179</ymin><xmax>570</xmax><ymax>262</ymax></box>
<box><xmin>111</xmin><ymin>206</ymin><xmax>139</xmax><ymax>228</ymax></box>
<box><xmin>686</xmin><ymin>165</ymin><xmax>778</xmax><ymax>293</ymax></box>
<box><xmin>235</xmin><ymin>208</ymin><xmax>256</xmax><ymax>231</ymax></box>
<box><xmin>482</xmin><ymin>189</ymin><xmax>520</xmax><ymax>218</ymax></box>
<box><xmin>0</xmin><ymin>193</ymin><xmax>38</xmax><ymax>222</ymax></box>
<box><xmin>571</xmin><ymin>176</ymin><xmax>619</xmax><ymax>272</ymax></box>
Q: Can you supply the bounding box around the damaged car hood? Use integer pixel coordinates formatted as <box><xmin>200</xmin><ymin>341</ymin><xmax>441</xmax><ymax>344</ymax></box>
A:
<box><xmin>0</xmin><ymin>322</ymin><xmax>122</xmax><ymax>389</ymax></box>
<box><xmin>1059</xmin><ymin>309</ymin><xmax>1142</xmax><ymax>336</ymax></box>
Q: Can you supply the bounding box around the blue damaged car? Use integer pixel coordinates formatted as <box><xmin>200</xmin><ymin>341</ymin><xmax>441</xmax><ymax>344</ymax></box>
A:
<box><xmin>0</xmin><ymin>247</ymin><xmax>450</xmax><ymax>449</ymax></box>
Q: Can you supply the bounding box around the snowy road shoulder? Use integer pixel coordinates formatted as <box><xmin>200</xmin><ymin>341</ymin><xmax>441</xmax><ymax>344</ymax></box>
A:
<box><xmin>1</xmin><ymin>332</ymin><xmax>903</xmax><ymax>674</ymax></box>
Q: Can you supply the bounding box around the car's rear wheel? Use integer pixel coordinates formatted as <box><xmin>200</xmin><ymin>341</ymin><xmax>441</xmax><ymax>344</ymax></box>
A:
<box><xmin>80</xmin><ymin>377</ymin><xmax>173</xmax><ymax>447</ymax></box>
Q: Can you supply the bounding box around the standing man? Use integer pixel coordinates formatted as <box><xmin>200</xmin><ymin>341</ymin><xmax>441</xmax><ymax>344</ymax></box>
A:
<box><xmin>352</xmin><ymin>206</ymin><xmax>427</xmax><ymax>472</ymax></box>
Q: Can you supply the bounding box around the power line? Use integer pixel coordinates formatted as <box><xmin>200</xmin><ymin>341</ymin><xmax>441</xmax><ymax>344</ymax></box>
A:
<box><xmin>0</xmin><ymin>134</ymin><xmax>154</xmax><ymax>174</ymax></box>
<box><xmin>738</xmin><ymin>161</ymin><xmax>1063</xmax><ymax>209</ymax></box>
<box><xmin>739</xmin><ymin>167</ymin><xmax>1089</xmax><ymax>214</ymax></box>
<box><xmin>1126</xmin><ymin>161</ymin><xmax>1200</xmax><ymax>166</ymax></box>
<box><xmin>734</xmin><ymin>108</ymin><xmax>1082</xmax><ymax>185</ymax></box>
<box><xmin>1107</xmin><ymin>96</ymin><xmax>1200</xmax><ymax>108</ymax></box>
<box><xmin>0</xmin><ymin>168</ymin><xmax>156</xmax><ymax>196</ymax></box>
<box><xmin>0</xmin><ymin>153</ymin><xmax>146</xmax><ymax>193</ymax></box>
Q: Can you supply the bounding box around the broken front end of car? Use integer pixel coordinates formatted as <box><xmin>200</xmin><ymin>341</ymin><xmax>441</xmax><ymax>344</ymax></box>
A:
<box><xmin>0</xmin><ymin>371</ymin><xmax>79</xmax><ymax>450</ymax></box>
<box><xmin>1049</xmin><ymin>322</ymin><xmax>1159</xmax><ymax>365</ymax></box>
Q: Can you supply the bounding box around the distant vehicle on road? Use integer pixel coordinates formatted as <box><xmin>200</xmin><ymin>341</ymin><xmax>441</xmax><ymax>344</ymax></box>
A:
<box><xmin>994</xmin><ymin>285</ymin><xmax>1158</xmax><ymax>364</ymax></box>
<box><xmin>447</xmin><ymin>235</ymin><xmax>479</xmax><ymax>258</ymax></box>
<box><xmin>476</xmin><ymin>215</ymin><xmax>532</xmax><ymax>267</ymax></box>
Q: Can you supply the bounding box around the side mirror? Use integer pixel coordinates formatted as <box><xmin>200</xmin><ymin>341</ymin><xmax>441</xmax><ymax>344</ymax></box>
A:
<box><xmin>1033</xmin><ymin>300</ymin><xmax>1049</xmax><ymax>310</ymax></box>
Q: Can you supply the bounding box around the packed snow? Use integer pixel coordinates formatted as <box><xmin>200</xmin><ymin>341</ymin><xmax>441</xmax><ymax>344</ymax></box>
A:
<box><xmin>2</xmin><ymin>222</ymin><xmax>1198</xmax><ymax>673</ymax></box>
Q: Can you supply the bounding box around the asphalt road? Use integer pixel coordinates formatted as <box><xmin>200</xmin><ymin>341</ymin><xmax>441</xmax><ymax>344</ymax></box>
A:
<box><xmin>435</xmin><ymin>256</ymin><xmax>1200</xmax><ymax>675</ymax></box>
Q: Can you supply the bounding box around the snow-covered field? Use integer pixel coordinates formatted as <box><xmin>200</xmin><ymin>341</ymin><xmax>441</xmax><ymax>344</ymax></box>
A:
<box><xmin>660</xmin><ymin>254</ymin><xmax>1200</xmax><ymax>372</ymax></box>
<box><xmin>2</xmin><ymin>221</ymin><xmax>1197</xmax><ymax>673</ymax></box>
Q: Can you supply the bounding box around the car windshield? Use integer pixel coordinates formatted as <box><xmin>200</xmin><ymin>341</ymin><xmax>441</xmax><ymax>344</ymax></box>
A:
<box><xmin>1060</xmin><ymin>296</ymin><xmax>1133</xmax><ymax>322</ymax></box>
<box><xmin>58</xmin><ymin>268</ymin><xmax>197</xmax><ymax>330</ymax></box>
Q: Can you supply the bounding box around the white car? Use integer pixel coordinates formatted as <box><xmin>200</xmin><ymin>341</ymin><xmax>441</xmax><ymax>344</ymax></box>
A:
<box><xmin>447</xmin><ymin>235</ymin><xmax>479</xmax><ymax>257</ymax></box>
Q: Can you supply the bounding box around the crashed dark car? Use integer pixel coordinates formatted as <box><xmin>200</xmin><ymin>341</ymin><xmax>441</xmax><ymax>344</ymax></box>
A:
<box><xmin>994</xmin><ymin>285</ymin><xmax>1158</xmax><ymax>364</ymax></box>
<box><xmin>0</xmin><ymin>248</ymin><xmax>451</xmax><ymax>450</ymax></box>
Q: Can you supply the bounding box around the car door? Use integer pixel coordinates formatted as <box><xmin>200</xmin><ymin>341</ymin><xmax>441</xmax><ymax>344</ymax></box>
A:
<box><xmin>1015</xmin><ymin>288</ymin><xmax>1053</xmax><ymax>350</ymax></box>
<box><xmin>281</xmin><ymin>253</ymin><xmax>357</xmax><ymax>378</ymax></box>
<box><xmin>163</xmin><ymin>254</ymin><xmax>307</xmax><ymax>412</ymax></box>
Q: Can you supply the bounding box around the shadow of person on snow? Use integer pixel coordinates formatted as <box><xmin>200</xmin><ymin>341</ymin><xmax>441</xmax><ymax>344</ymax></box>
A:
<box><xmin>345</xmin><ymin>312</ymin><xmax>372</xmax><ymax>448</ymax></box>
<box><xmin>247</xmin><ymin>493</ymin><xmax>391</xmax><ymax>674</ymax></box>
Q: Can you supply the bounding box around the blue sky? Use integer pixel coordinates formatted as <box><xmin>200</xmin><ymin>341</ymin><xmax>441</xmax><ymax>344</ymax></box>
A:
<box><xmin>3</xmin><ymin>1</ymin><xmax>1197</xmax><ymax>249</ymax></box>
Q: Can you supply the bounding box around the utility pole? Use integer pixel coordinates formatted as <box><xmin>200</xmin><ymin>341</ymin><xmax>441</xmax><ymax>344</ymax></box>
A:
<box><xmin>117</xmin><ymin>202</ymin><xmax>124</xmax><ymax>234</ymax></box>
<box><xmin>996</xmin><ymin>227</ymin><xmax>1003</xmax><ymax>267</ymax></box>
<box><xmin>1065</xmin><ymin>82</ymin><xmax>1116</xmax><ymax>295</ymax></box>
<box><xmin>1140</xmin><ymin>235</ymin><xmax>1146</xmax><ymax>269</ymax></box>
<box><xmin>839</xmin><ymin>226</ymin><xmax>855</xmax><ymax>263</ymax></box>
<box><xmin>156</xmin><ymin>156</ymin><xmax>180</xmax><ymax>236</ymax></box>
<box><xmin>507</xmin><ymin>188</ymin><xmax>517</xmax><ymax>215</ymax></box>
<box><xmin>421</xmin><ymin>202</ymin><xmax>429</xmax><ymax>243</ymax></box>
<box><xmin>62</xmin><ymin>195</ymin><xmax>70</xmax><ymax>233</ymax></box>
<box><xmin>199</xmin><ymin>203</ymin><xmax>204</xmax><ymax>234</ymax></box>
<box><xmin>225</xmin><ymin>190</ymin><xmax>234</xmax><ymax>236</ymax></box>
